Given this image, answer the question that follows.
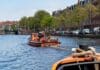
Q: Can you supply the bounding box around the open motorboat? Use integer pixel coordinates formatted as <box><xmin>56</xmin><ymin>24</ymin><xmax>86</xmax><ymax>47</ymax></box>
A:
<box><xmin>28</xmin><ymin>33</ymin><xmax>60</xmax><ymax>47</ymax></box>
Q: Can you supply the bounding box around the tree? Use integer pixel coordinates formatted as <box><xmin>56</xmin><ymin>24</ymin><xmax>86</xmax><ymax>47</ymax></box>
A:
<box><xmin>19</xmin><ymin>16</ymin><xmax>28</xmax><ymax>29</ymax></box>
<box><xmin>85</xmin><ymin>3</ymin><xmax>99</xmax><ymax>17</ymax></box>
<box><xmin>11</xmin><ymin>24</ymin><xmax>17</xmax><ymax>31</ymax></box>
<box><xmin>34</xmin><ymin>10</ymin><xmax>51</xmax><ymax>31</ymax></box>
<box><xmin>34</xmin><ymin>10</ymin><xmax>52</xmax><ymax>30</ymax></box>
<box><xmin>41</xmin><ymin>16</ymin><xmax>53</xmax><ymax>31</ymax></box>
<box><xmin>26</xmin><ymin>17</ymin><xmax>35</xmax><ymax>30</ymax></box>
<box><xmin>71</xmin><ymin>6</ymin><xmax>88</xmax><ymax>26</ymax></box>
<box><xmin>51</xmin><ymin>17</ymin><xmax>60</xmax><ymax>30</ymax></box>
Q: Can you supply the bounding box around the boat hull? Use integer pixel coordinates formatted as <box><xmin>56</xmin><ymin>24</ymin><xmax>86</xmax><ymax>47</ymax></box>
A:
<box><xmin>29</xmin><ymin>41</ymin><xmax>60</xmax><ymax>47</ymax></box>
<box><xmin>52</xmin><ymin>55</ymin><xmax>100</xmax><ymax>70</ymax></box>
<box><xmin>28</xmin><ymin>41</ymin><xmax>42</xmax><ymax>47</ymax></box>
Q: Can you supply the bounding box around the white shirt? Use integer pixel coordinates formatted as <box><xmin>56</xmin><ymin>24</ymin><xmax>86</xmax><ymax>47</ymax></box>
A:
<box><xmin>72</xmin><ymin>47</ymin><xmax>96</xmax><ymax>53</ymax></box>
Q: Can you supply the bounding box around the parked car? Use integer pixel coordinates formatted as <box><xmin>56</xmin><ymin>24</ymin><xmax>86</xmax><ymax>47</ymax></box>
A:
<box><xmin>94</xmin><ymin>27</ymin><xmax>100</xmax><ymax>34</ymax></box>
<box><xmin>72</xmin><ymin>30</ymin><xmax>80</xmax><ymax>35</ymax></box>
<box><xmin>82</xmin><ymin>29</ymin><xmax>90</xmax><ymax>34</ymax></box>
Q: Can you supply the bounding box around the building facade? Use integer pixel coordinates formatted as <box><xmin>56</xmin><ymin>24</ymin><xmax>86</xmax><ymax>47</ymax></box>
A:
<box><xmin>0</xmin><ymin>21</ymin><xmax>18</xmax><ymax>34</ymax></box>
<box><xmin>52</xmin><ymin>0</ymin><xmax>100</xmax><ymax>28</ymax></box>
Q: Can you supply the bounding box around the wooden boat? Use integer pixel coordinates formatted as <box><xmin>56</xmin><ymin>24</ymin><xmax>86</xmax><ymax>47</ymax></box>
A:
<box><xmin>28</xmin><ymin>33</ymin><xmax>60</xmax><ymax>47</ymax></box>
<box><xmin>29</xmin><ymin>41</ymin><xmax>42</xmax><ymax>47</ymax></box>
<box><xmin>52</xmin><ymin>54</ymin><xmax>100</xmax><ymax>70</ymax></box>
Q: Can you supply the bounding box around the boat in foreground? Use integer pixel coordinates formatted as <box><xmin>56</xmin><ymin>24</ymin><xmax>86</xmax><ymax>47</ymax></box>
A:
<box><xmin>52</xmin><ymin>54</ymin><xmax>100</xmax><ymax>70</ymax></box>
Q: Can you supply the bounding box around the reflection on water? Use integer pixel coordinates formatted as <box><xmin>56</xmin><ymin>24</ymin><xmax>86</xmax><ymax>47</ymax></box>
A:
<box><xmin>0</xmin><ymin>35</ymin><xmax>100</xmax><ymax>70</ymax></box>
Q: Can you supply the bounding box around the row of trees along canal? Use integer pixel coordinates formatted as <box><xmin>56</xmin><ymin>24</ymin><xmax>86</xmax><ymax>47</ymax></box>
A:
<box><xmin>19</xmin><ymin>3</ymin><xmax>100</xmax><ymax>34</ymax></box>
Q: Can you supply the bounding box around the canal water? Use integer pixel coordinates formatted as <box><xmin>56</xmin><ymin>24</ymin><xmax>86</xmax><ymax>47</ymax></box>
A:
<box><xmin>0</xmin><ymin>35</ymin><xmax>100</xmax><ymax>70</ymax></box>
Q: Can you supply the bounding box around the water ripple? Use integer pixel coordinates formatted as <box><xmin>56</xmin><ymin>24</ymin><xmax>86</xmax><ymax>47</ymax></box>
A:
<box><xmin>0</xmin><ymin>35</ymin><xmax>99</xmax><ymax>70</ymax></box>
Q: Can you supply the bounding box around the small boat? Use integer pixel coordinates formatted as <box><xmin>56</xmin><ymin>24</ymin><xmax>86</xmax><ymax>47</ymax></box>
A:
<box><xmin>29</xmin><ymin>41</ymin><xmax>42</xmax><ymax>47</ymax></box>
<box><xmin>28</xmin><ymin>33</ymin><xmax>60</xmax><ymax>47</ymax></box>
<box><xmin>52</xmin><ymin>54</ymin><xmax>100</xmax><ymax>70</ymax></box>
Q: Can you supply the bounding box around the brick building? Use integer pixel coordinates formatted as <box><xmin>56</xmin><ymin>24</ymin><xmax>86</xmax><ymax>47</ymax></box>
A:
<box><xmin>0</xmin><ymin>21</ymin><xmax>18</xmax><ymax>34</ymax></box>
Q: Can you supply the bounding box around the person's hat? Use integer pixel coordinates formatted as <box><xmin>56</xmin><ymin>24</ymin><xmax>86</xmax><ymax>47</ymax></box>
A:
<box><xmin>79</xmin><ymin>44</ymin><xmax>89</xmax><ymax>51</ymax></box>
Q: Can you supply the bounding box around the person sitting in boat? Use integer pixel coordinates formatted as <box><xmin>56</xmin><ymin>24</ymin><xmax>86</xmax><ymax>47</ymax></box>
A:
<box><xmin>31</xmin><ymin>33</ymin><xmax>39</xmax><ymax>42</ymax></box>
<box><xmin>72</xmin><ymin>44</ymin><xmax>96</xmax><ymax>57</ymax></box>
<box><xmin>40</xmin><ymin>37</ymin><xmax>47</xmax><ymax>43</ymax></box>
<box><xmin>38</xmin><ymin>31</ymin><xmax>45</xmax><ymax>40</ymax></box>
<box><xmin>38</xmin><ymin>32</ymin><xmax>47</xmax><ymax>43</ymax></box>
<box><xmin>38</xmin><ymin>33</ymin><xmax>44</xmax><ymax>39</ymax></box>
<box><xmin>47</xmin><ymin>35</ymin><xmax>51</xmax><ymax>42</ymax></box>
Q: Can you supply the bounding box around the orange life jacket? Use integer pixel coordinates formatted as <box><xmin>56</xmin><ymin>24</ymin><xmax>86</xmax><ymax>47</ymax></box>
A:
<box><xmin>40</xmin><ymin>37</ymin><xmax>47</xmax><ymax>43</ymax></box>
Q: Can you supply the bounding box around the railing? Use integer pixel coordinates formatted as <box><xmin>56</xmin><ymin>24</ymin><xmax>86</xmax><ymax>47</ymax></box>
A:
<box><xmin>58</xmin><ymin>61</ymin><xmax>100</xmax><ymax>70</ymax></box>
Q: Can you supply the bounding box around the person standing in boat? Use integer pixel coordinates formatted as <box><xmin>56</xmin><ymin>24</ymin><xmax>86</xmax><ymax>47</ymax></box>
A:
<box><xmin>47</xmin><ymin>34</ymin><xmax>51</xmax><ymax>42</ymax></box>
<box><xmin>72</xmin><ymin>44</ymin><xmax>96</xmax><ymax>57</ymax></box>
<box><xmin>38</xmin><ymin>33</ymin><xmax>44</xmax><ymax>40</ymax></box>
<box><xmin>38</xmin><ymin>31</ymin><xmax>47</xmax><ymax>43</ymax></box>
<box><xmin>31</xmin><ymin>33</ymin><xmax>39</xmax><ymax>42</ymax></box>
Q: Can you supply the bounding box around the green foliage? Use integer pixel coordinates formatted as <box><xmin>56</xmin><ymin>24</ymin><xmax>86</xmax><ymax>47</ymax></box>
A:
<box><xmin>11</xmin><ymin>24</ymin><xmax>17</xmax><ymax>31</ymax></box>
<box><xmin>71</xmin><ymin>6</ymin><xmax>88</xmax><ymax>25</ymax></box>
<box><xmin>41</xmin><ymin>16</ymin><xmax>53</xmax><ymax>30</ymax></box>
<box><xmin>34</xmin><ymin>10</ymin><xmax>51</xmax><ymax>31</ymax></box>
<box><xmin>52</xmin><ymin>4</ymin><xmax>99</xmax><ymax>30</ymax></box>
<box><xmin>85</xmin><ymin>3</ymin><xmax>99</xmax><ymax>17</ymax></box>
<box><xmin>19</xmin><ymin>4</ymin><xmax>99</xmax><ymax>32</ymax></box>
<box><xmin>19</xmin><ymin>10</ymin><xmax>54</xmax><ymax>32</ymax></box>
<box><xmin>19</xmin><ymin>16</ymin><xmax>28</xmax><ymax>28</ymax></box>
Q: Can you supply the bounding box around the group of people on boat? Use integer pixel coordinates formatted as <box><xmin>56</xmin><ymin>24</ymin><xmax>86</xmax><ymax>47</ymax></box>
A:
<box><xmin>30</xmin><ymin>31</ymin><xmax>100</xmax><ymax>58</ymax></box>
<box><xmin>29</xmin><ymin>31</ymin><xmax>60</xmax><ymax>47</ymax></box>
<box><xmin>31</xmin><ymin>31</ymin><xmax>48</xmax><ymax>42</ymax></box>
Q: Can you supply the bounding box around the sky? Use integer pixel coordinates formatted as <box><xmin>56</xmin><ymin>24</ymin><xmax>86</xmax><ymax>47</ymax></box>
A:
<box><xmin>0</xmin><ymin>0</ymin><xmax>78</xmax><ymax>21</ymax></box>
